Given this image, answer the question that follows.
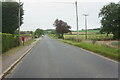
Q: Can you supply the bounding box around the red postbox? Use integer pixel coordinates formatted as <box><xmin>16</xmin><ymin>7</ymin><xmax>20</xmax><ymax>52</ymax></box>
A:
<box><xmin>21</xmin><ymin>36</ymin><xmax>25</xmax><ymax>46</ymax></box>
<box><xmin>21</xmin><ymin>36</ymin><xmax>25</xmax><ymax>41</ymax></box>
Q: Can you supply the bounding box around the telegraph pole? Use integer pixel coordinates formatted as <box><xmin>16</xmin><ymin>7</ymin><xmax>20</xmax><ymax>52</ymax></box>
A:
<box><xmin>18</xmin><ymin>0</ymin><xmax>20</xmax><ymax>44</ymax></box>
<box><xmin>83</xmin><ymin>14</ymin><xmax>88</xmax><ymax>39</ymax></box>
<box><xmin>75</xmin><ymin>1</ymin><xmax>79</xmax><ymax>39</ymax></box>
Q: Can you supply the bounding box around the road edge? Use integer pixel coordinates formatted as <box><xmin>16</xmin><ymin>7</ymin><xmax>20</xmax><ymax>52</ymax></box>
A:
<box><xmin>58</xmin><ymin>39</ymin><xmax>118</xmax><ymax>64</ymax></box>
<box><xmin>0</xmin><ymin>39</ymin><xmax>39</xmax><ymax>80</ymax></box>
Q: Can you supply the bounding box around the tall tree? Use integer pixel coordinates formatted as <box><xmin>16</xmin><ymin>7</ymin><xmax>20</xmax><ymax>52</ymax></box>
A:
<box><xmin>99</xmin><ymin>2</ymin><xmax>120</xmax><ymax>39</ymax></box>
<box><xmin>53</xmin><ymin>19</ymin><xmax>71</xmax><ymax>39</ymax></box>
<box><xmin>2</xmin><ymin>2</ymin><xmax>24</xmax><ymax>34</ymax></box>
<box><xmin>34</xmin><ymin>28</ymin><xmax>44</xmax><ymax>37</ymax></box>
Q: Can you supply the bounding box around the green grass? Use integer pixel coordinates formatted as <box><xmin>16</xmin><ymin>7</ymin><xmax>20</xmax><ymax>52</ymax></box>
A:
<box><xmin>60</xmin><ymin>39</ymin><xmax>119</xmax><ymax>61</ymax></box>
<box><xmin>3</xmin><ymin>39</ymin><xmax>36</xmax><ymax>56</ymax></box>
<box><xmin>24</xmin><ymin>39</ymin><xmax>36</xmax><ymax>46</ymax></box>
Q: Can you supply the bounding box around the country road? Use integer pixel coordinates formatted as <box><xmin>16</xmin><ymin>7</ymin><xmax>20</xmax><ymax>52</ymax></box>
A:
<box><xmin>7</xmin><ymin>35</ymin><xmax>118</xmax><ymax>78</ymax></box>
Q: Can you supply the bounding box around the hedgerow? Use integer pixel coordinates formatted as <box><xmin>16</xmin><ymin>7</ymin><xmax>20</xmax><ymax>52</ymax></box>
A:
<box><xmin>2</xmin><ymin>33</ymin><xmax>20</xmax><ymax>53</ymax></box>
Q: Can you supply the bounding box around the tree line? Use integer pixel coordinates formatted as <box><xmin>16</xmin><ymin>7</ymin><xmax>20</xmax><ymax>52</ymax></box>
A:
<box><xmin>99</xmin><ymin>2</ymin><xmax>120</xmax><ymax>39</ymax></box>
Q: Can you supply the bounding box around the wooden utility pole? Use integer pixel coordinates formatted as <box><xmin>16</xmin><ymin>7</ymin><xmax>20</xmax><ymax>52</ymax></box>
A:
<box><xmin>83</xmin><ymin>14</ymin><xmax>88</xmax><ymax>39</ymax></box>
<box><xmin>18</xmin><ymin>0</ymin><xmax>21</xmax><ymax>44</ymax></box>
<box><xmin>75</xmin><ymin>1</ymin><xmax>79</xmax><ymax>39</ymax></box>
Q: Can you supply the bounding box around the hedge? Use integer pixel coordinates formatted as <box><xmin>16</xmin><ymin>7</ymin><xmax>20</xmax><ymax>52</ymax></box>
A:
<box><xmin>2</xmin><ymin>33</ymin><xmax>20</xmax><ymax>53</ymax></box>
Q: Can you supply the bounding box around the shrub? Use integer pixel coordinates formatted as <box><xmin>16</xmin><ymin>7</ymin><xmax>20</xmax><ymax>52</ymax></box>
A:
<box><xmin>2</xmin><ymin>33</ymin><xmax>20</xmax><ymax>53</ymax></box>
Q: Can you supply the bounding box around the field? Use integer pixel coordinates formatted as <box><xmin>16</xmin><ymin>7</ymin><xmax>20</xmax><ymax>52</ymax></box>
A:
<box><xmin>64</xmin><ymin>34</ymin><xmax>113</xmax><ymax>40</ymax></box>
<box><xmin>71</xmin><ymin>30</ymin><xmax>100</xmax><ymax>35</ymax></box>
<box><xmin>50</xmin><ymin>29</ymin><xmax>119</xmax><ymax>49</ymax></box>
<box><xmin>64</xmin><ymin>29</ymin><xmax>120</xmax><ymax>50</ymax></box>
<box><xmin>66</xmin><ymin>29</ymin><xmax>114</xmax><ymax>40</ymax></box>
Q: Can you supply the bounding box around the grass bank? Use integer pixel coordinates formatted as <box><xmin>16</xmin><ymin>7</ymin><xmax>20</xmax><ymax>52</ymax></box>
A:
<box><xmin>60</xmin><ymin>39</ymin><xmax>119</xmax><ymax>61</ymax></box>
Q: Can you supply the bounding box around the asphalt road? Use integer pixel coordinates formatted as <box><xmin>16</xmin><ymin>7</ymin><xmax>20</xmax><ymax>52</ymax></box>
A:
<box><xmin>8</xmin><ymin>35</ymin><xmax>118</xmax><ymax>78</ymax></box>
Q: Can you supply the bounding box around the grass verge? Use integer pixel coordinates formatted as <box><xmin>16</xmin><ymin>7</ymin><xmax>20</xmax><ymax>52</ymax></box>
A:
<box><xmin>60</xmin><ymin>39</ymin><xmax>119</xmax><ymax>61</ymax></box>
<box><xmin>24</xmin><ymin>39</ymin><xmax>36</xmax><ymax>46</ymax></box>
<box><xmin>3</xmin><ymin>39</ymin><xmax>36</xmax><ymax>56</ymax></box>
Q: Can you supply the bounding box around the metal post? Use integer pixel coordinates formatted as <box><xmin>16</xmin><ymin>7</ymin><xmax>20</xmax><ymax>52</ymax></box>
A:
<box><xmin>75</xmin><ymin>1</ymin><xmax>79</xmax><ymax>39</ymax></box>
<box><xmin>85</xmin><ymin>15</ymin><xmax>87</xmax><ymax>39</ymax></box>
<box><xmin>83</xmin><ymin>14</ymin><xmax>88</xmax><ymax>39</ymax></box>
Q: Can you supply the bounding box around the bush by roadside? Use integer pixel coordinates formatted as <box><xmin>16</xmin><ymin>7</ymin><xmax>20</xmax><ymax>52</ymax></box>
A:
<box><xmin>2</xmin><ymin>33</ymin><xmax>20</xmax><ymax>53</ymax></box>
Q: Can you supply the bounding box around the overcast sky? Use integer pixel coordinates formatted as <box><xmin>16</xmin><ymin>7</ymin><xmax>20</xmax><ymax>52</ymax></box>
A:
<box><xmin>15</xmin><ymin>0</ymin><xmax>119</xmax><ymax>31</ymax></box>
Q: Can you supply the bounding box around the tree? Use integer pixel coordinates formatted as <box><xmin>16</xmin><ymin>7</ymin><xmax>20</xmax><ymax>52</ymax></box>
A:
<box><xmin>2</xmin><ymin>2</ymin><xmax>24</xmax><ymax>34</ymax></box>
<box><xmin>53</xmin><ymin>19</ymin><xmax>71</xmax><ymax>39</ymax></box>
<box><xmin>34</xmin><ymin>28</ymin><xmax>44</xmax><ymax>37</ymax></box>
<box><xmin>29</xmin><ymin>31</ymin><xmax>33</xmax><ymax>34</ymax></box>
<box><xmin>99</xmin><ymin>2</ymin><xmax>120</xmax><ymax>39</ymax></box>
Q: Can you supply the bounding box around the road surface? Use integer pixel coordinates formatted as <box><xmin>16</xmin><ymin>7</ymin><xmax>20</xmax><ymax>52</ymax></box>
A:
<box><xmin>8</xmin><ymin>35</ymin><xmax>118</xmax><ymax>78</ymax></box>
